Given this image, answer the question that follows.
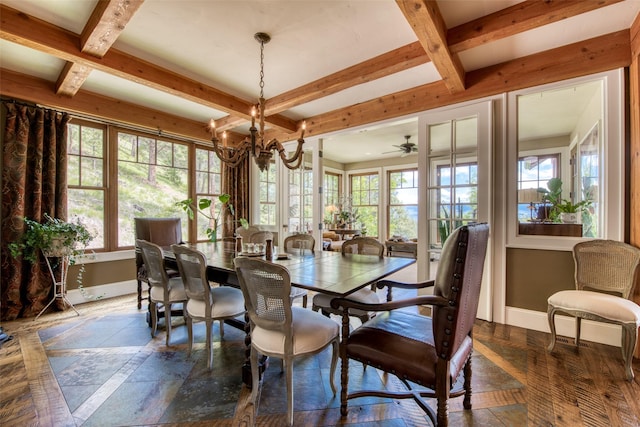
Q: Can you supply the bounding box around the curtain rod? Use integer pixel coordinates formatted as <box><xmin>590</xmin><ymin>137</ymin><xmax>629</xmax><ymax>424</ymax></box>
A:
<box><xmin>1</xmin><ymin>96</ymin><xmax>211</xmax><ymax>147</ymax></box>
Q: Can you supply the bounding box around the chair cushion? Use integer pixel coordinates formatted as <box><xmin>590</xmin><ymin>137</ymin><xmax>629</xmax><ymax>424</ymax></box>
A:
<box><xmin>150</xmin><ymin>277</ymin><xmax>187</xmax><ymax>303</ymax></box>
<box><xmin>186</xmin><ymin>286</ymin><xmax>245</xmax><ymax>319</ymax></box>
<box><xmin>251</xmin><ymin>306</ymin><xmax>339</xmax><ymax>356</ymax></box>
<box><xmin>548</xmin><ymin>290</ymin><xmax>640</xmax><ymax>325</ymax></box>
<box><xmin>346</xmin><ymin>310</ymin><xmax>472</xmax><ymax>389</ymax></box>
<box><xmin>313</xmin><ymin>288</ymin><xmax>380</xmax><ymax>316</ymax></box>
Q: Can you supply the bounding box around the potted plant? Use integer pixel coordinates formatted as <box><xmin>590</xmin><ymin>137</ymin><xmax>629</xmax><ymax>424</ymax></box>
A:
<box><xmin>536</xmin><ymin>177</ymin><xmax>563</xmax><ymax>221</ymax></box>
<box><xmin>555</xmin><ymin>199</ymin><xmax>592</xmax><ymax>223</ymax></box>
<box><xmin>8</xmin><ymin>213</ymin><xmax>93</xmax><ymax>265</ymax></box>
<box><xmin>176</xmin><ymin>194</ymin><xmax>248</xmax><ymax>241</ymax></box>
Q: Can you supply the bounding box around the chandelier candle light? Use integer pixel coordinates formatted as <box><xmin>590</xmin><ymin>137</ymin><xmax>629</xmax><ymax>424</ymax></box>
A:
<box><xmin>209</xmin><ymin>32</ymin><xmax>306</xmax><ymax>172</ymax></box>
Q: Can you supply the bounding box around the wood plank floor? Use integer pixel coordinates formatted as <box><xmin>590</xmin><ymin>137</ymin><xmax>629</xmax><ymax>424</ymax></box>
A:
<box><xmin>0</xmin><ymin>293</ymin><xmax>638</xmax><ymax>426</ymax></box>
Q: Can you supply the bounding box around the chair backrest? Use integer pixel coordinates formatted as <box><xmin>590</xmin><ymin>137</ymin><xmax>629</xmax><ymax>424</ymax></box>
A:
<box><xmin>341</xmin><ymin>236</ymin><xmax>384</xmax><ymax>257</ymax></box>
<box><xmin>137</xmin><ymin>239</ymin><xmax>170</xmax><ymax>295</ymax></box>
<box><xmin>234</xmin><ymin>257</ymin><xmax>293</xmax><ymax>340</ymax></box>
<box><xmin>249</xmin><ymin>230</ymin><xmax>274</xmax><ymax>244</ymax></box>
<box><xmin>236</xmin><ymin>225</ymin><xmax>261</xmax><ymax>242</ymax></box>
<box><xmin>432</xmin><ymin>223</ymin><xmax>490</xmax><ymax>360</ymax></box>
<box><xmin>135</xmin><ymin>217</ymin><xmax>182</xmax><ymax>247</ymax></box>
<box><xmin>283</xmin><ymin>234</ymin><xmax>315</xmax><ymax>254</ymax></box>
<box><xmin>573</xmin><ymin>240</ymin><xmax>640</xmax><ymax>299</ymax></box>
<box><xmin>171</xmin><ymin>245</ymin><xmax>212</xmax><ymax>309</ymax></box>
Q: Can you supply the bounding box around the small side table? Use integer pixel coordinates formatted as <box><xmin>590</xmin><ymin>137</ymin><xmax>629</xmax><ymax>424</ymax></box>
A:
<box><xmin>35</xmin><ymin>254</ymin><xmax>80</xmax><ymax>320</ymax></box>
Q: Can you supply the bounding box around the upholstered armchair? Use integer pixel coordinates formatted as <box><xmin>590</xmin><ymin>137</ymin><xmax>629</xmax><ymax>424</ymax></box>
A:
<box><xmin>331</xmin><ymin>223</ymin><xmax>490</xmax><ymax>426</ymax></box>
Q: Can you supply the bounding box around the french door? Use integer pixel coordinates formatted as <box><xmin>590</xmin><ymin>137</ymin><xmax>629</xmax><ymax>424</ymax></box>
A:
<box><xmin>418</xmin><ymin>101</ymin><xmax>493</xmax><ymax>321</ymax></box>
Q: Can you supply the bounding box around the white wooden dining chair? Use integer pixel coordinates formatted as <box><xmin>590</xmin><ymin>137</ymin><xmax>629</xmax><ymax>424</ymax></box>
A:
<box><xmin>171</xmin><ymin>244</ymin><xmax>246</xmax><ymax>369</ymax></box>
<box><xmin>234</xmin><ymin>257</ymin><xmax>339</xmax><ymax>427</ymax></box>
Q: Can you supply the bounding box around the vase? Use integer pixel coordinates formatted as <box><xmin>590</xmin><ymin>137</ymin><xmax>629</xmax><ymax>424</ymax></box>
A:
<box><xmin>560</xmin><ymin>212</ymin><xmax>578</xmax><ymax>224</ymax></box>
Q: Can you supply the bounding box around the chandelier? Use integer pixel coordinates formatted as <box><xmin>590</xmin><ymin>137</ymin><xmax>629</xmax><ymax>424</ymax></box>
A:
<box><xmin>209</xmin><ymin>32</ymin><xmax>305</xmax><ymax>172</ymax></box>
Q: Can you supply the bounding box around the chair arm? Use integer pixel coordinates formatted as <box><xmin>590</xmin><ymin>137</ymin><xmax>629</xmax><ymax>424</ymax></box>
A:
<box><xmin>376</xmin><ymin>279</ymin><xmax>435</xmax><ymax>290</ymax></box>
<box><xmin>331</xmin><ymin>294</ymin><xmax>447</xmax><ymax>313</ymax></box>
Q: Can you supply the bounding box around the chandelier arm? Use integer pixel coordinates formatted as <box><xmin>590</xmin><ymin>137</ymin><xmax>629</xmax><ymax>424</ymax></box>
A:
<box><xmin>211</xmin><ymin>138</ymin><xmax>251</xmax><ymax>167</ymax></box>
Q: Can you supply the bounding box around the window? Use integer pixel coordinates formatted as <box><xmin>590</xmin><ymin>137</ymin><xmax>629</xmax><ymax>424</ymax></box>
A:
<box><xmin>258</xmin><ymin>160</ymin><xmax>277</xmax><ymax>225</ymax></box>
<box><xmin>350</xmin><ymin>173</ymin><xmax>379</xmax><ymax>237</ymax></box>
<box><xmin>194</xmin><ymin>148</ymin><xmax>222</xmax><ymax>240</ymax></box>
<box><xmin>324</xmin><ymin>172</ymin><xmax>341</xmax><ymax>225</ymax></box>
<box><xmin>436</xmin><ymin>161</ymin><xmax>478</xmax><ymax>239</ymax></box>
<box><xmin>388</xmin><ymin>169</ymin><xmax>418</xmax><ymax>239</ymax></box>
<box><xmin>116</xmin><ymin>130</ymin><xmax>189</xmax><ymax>247</ymax></box>
<box><xmin>67</xmin><ymin>120</ymin><xmax>106</xmax><ymax>250</ymax></box>
<box><xmin>517</xmin><ymin>154</ymin><xmax>559</xmax><ymax>222</ymax></box>
<box><xmin>288</xmin><ymin>164</ymin><xmax>313</xmax><ymax>233</ymax></box>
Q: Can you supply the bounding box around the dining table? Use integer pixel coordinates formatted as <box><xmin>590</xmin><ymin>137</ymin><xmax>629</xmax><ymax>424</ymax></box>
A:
<box><xmin>165</xmin><ymin>239</ymin><xmax>416</xmax><ymax>386</ymax></box>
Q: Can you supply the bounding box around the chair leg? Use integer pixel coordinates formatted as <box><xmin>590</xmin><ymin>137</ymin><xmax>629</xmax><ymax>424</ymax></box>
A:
<box><xmin>150</xmin><ymin>301</ymin><xmax>158</xmax><ymax>338</ymax></box>
<box><xmin>547</xmin><ymin>307</ymin><xmax>557</xmax><ymax>352</ymax></box>
<box><xmin>622</xmin><ymin>324</ymin><xmax>637</xmax><ymax>381</ymax></box>
<box><xmin>250</xmin><ymin>346</ymin><xmax>259</xmax><ymax>404</ymax></box>
<box><xmin>219</xmin><ymin>319</ymin><xmax>225</xmax><ymax>338</ymax></box>
<box><xmin>575</xmin><ymin>316</ymin><xmax>582</xmax><ymax>347</ymax></box>
<box><xmin>463</xmin><ymin>355</ymin><xmax>472</xmax><ymax>410</ymax></box>
<box><xmin>285</xmin><ymin>356</ymin><xmax>294</xmax><ymax>427</ymax></box>
<box><xmin>329</xmin><ymin>339</ymin><xmax>338</xmax><ymax>395</ymax></box>
<box><xmin>436</xmin><ymin>359</ymin><xmax>451</xmax><ymax>426</ymax></box>
<box><xmin>186</xmin><ymin>317</ymin><xmax>193</xmax><ymax>356</ymax></box>
<box><xmin>206</xmin><ymin>320</ymin><xmax>213</xmax><ymax>370</ymax></box>
<box><xmin>339</xmin><ymin>314</ymin><xmax>350</xmax><ymax>417</ymax></box>
<box><xmin>165</xmin><ymin>302</ymin><xmax>172</xmax><ymax>346</ymax></box>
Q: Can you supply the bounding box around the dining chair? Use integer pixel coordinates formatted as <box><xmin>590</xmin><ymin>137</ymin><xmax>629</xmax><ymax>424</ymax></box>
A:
<box><xmin>312</xmin><ymin>236</ymin><xmax>386</xmax><ymax>323</ymax></box>
<box><xmin>283</xmin><ymin>234</ymin><xmax>316</xmax><ymax>255</ymax></box>
<box><xmin>248</xmin><ymin>230</ymin><xmax>274</xmax><ymax>244</ymax></box>
<box><xmin>234</xmin><ymin>257</ymin><xmax>339</xmax><ymax>427</ymax></box>
<box><xmin>331</xmin><ymin>223</ymin><xmax>490</xmax><ymax>426</ymax></box>
<box><xmin>136</xmin><ymin>239</ymin><xmax>187</xmax><ymax>346</ymax></box>
<box><xmin>171</xmin><ymin>244</ymin><xmax>246</xmax><ymax>369</ymax></box>
<box><xmin>134</xmin><ymin>217</ymin><xmax>182</xmax><ymax>309</ymax></box>
<box><xmin>236</xmin><ymin>225</ymin><xmax>261</xmax><ymax>242</ymax></box>
<box><xmin>547</xmin><ymin>239</ymin><xmax>640</xmax><ymax>380</ymax></box>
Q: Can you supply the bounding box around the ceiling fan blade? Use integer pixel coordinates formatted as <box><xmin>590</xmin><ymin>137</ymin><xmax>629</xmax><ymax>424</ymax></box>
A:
<box><xmin>382</xmin><ymin>150</ymin><xmax>401</xmax><ymax>154</ymax></box>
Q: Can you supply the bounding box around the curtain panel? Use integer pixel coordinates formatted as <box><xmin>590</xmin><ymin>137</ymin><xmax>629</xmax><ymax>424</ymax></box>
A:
<box><xmin>1</xmin><ymin>102</ymin><xmax>70</xmax><ymax>320</ymax></box>
<box><xmin>221</xmin><ymin>154</ymin><xmax>249</xmax><ymax>239</ymax></box>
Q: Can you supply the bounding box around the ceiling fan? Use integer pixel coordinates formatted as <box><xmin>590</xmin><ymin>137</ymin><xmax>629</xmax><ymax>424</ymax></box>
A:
<box><xmin>383</xmin><ymin>135</ymin><xmax>417</xmax><ymax>157</ymax></box>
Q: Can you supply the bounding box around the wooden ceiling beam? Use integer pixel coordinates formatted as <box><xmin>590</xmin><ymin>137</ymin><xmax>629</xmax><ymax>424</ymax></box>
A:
<box><xmin>56</xmin><ymin>0</ymin><xmax>144</xmax><ymax>96</ymax></box>
<box><xmin>448</xmin><ymin>0</ymin><xmax>625</xmax><ymax>53</ymax></box>
<box><xmin>396</xmin><ymin>0</ymin><xmax>465</xmax><ymax>93</ymax></box>
<box><xmin>266</xmin><ymin>30</ymin><xmax>630</xmax><ymax>142</ymax></box>
<box><xmin>0</xmin><ymin>4</ymin><xmax>297</xmax><ymax>133</ymax></box>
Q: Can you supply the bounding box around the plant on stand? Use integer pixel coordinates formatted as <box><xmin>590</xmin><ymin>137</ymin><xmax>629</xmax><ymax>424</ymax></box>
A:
<box><xmin>176</xmin><ymin>194</ymin><xmax>248</xmax><ymax>241</ymax></box>
<box><xmin>8</xmin><ymin>213</ymin><xmax>96</xmax><ymax>316</ymax></box>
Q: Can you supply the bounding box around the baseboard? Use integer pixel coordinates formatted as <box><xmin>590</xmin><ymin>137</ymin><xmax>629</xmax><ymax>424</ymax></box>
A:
<box><xmin>504</xmin><ymin>306</ymin><xmax>621</xmax><ymax>347</ymax></box>
<box><xmin>67</xmin><ymin>280</ymin><xmax>138</xmax><ymax>306</ymax></box>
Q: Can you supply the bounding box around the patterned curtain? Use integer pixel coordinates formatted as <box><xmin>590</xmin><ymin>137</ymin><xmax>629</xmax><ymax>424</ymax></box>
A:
<box><xmin>1</xmin><ymin>102</ymin><xmax>70</xmax><ymax>320</ymax></box>
<box><xmin>221</xmin><ymin>153</ymin><xmax>249</xmax><ymax>239</ymax></box>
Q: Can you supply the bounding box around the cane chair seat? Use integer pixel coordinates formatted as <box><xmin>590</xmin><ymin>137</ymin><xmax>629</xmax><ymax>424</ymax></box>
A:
<box><xmin>547</xmin><ymin>239</ymin><xmax>640</xmax><ymax>380</ymax></box>
<box><xmin>234</xmin><ymin>257</ymin><xmax>339</xmax><ymax>427</ymax></box>
<box><xmin>171</xmin><ymin>244</ymin><xmax>246</xmax><ymax>370</ymax></box>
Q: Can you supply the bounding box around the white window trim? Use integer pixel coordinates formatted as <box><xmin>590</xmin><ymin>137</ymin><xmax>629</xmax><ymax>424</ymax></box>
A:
<box><xmin>506</xmin><ymin>69</ymin><xmax>624</xmax><ymax>250</ymax></box>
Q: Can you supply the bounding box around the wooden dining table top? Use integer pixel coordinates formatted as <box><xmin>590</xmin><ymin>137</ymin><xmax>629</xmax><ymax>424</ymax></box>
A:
<box><xmin>166</xmin><ymin>240</ymin><xmax>415</xmax><ymax>297</ymax></box>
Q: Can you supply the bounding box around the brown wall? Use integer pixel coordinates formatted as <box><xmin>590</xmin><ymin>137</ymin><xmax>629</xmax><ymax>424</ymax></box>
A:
<box><xmin>67</xmin><ymin>259</ymin><xmax>136</xmax><ymax>291</ymax></box>
<box><xmin>506</xmin><ymin>248</ymin><xmax>575</xmax><ymax>312</ymax></box>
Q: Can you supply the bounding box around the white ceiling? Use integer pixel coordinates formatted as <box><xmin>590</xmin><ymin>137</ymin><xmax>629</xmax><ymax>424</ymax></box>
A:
<box><xmin>1</xmin><ymin>0</ymin><xmax>639</xmax><ymax>163</ymax></box>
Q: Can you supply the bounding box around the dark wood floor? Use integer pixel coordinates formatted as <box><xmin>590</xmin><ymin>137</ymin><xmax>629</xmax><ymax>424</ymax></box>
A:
<box><xmin>1</xmin><ymin>293</ymin><xmax>638</xmax><ymax>426</ymax></box>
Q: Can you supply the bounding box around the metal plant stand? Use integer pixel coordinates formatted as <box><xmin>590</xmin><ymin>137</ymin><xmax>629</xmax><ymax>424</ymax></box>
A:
<box><xmin>35</xmin><ymin>253</ymin><xmax>80</xmax><ymax>320</ymax></box>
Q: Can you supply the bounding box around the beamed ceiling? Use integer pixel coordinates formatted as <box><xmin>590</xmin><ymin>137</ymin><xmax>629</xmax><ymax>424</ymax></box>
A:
<box><xmin>0</xmin><ymin>0</ymin><xmax>638</xmax><ymax>163</ymax></box>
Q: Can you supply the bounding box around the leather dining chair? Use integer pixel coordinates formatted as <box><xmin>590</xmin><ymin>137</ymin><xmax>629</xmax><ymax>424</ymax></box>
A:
<box><xmin>234</xmin><ymin>257</ymin><xmax>339</xmax><ymax>427</ymax></box>
<box><xmin>171</xmin><ymin>244</ymin><xmax>246</xmax><ymax>369</ymax></box>
<box><xmin>312</xmin><ymin>236</ymin><xmax>386</xmax><ymax>323</ymax></box>
<box><xmin>136</xmin><ymin>239</ymin><xmax>187</xmax><ymax>346</ymax></box>
<box><xmin>331</xmin><ymin>223</ymin><xmax>490</xmax><ymax>426</ymax></box>
<box><xmin>547</xmin><ymin>239</ymin><xmax>640</xmax><ymax>380</ymax></box>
